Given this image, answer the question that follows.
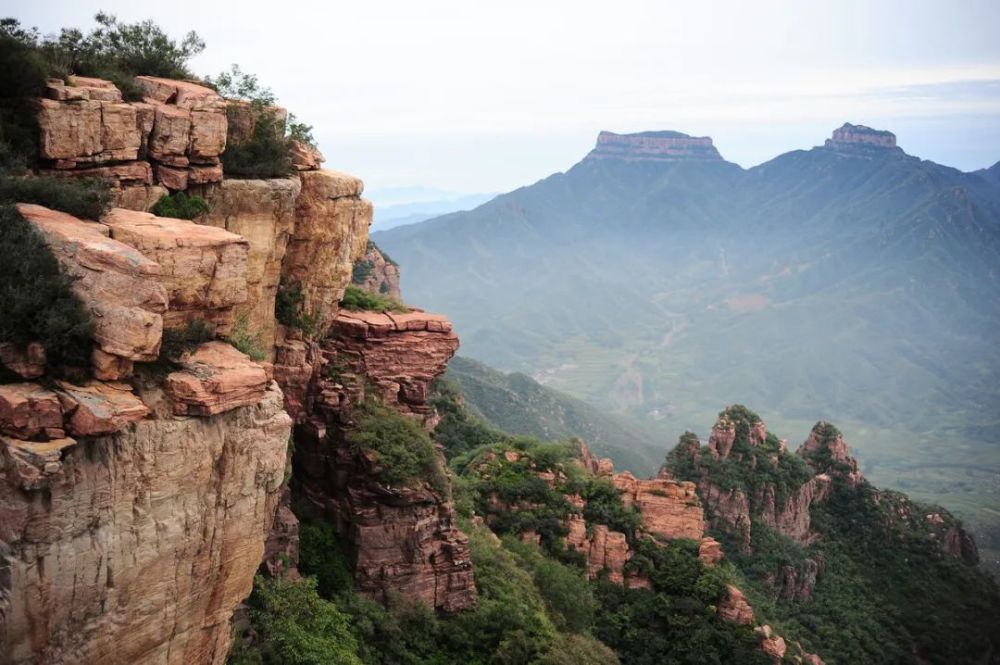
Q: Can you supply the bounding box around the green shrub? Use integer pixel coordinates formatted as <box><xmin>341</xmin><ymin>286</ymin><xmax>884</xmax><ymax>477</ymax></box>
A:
<box><xmin>340</xmin><ymin>284</ymin><xmax>407</xmax><ymax>313</ymax></box>
<box><xmin>274</xmin><ymin>277</ymin><xmax>320</xmax><ymax>337</ymax></box>
<box><xmin>0</xmin><ymin>204</ymin><xmax>94</xmax><ymax>371</ymax></box>
<box><xmin>240</xmin><ymin>576</ymin><xmax>363</xmax><ymax>665</ymax></box>
<box><xmin>151</xmin><ymin>191</ymin><xmax>209</xmax><ymax>220</ymax></box>
<box><xmin>346</xmin><ymin>399</ymin><xmax>448</xmax><ymax>493</ymax></box>
<box><xmin>226</xmin><ymin>312</ymin><xmax>266</xmax><ymax>361</ymax></box>
<box><xmin>0</xmin><ymin>175</ymin><xmax>112</xmax><ymax>220</ymax></box>
<box><xmin>221</xmin><ymin>109</ymin><xmax>294</xmax><ymax>178</ymax></box>
<box><xmin>0</xmin><ymin>20</ymin><xmax>54</xmax><ymax>169</ymax></box>
<box><xmin>581</xmin><ymin>478</ymin><xmax>642</xmax><ymax>539</ymax></box>
<box><xmin>298</xmin><ymin>522</ymin><xmax>355</xmax><ymax>599</ymax></box>
<box><xmin>159</xmin><ymin>318</ymin><xmax>214</xmax><ymax>362</ymax></box>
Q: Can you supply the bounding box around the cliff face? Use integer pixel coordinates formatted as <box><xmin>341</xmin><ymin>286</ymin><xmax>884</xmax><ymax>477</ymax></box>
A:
<box><xmin>0</xmin><ymin>387</ymin><xmax>290</xmax><ymax>665</ymax></box>
<box><xmin>0</xmin><ymin>70</ymin><xmax>390</xmax><ymax>662</ymax></box>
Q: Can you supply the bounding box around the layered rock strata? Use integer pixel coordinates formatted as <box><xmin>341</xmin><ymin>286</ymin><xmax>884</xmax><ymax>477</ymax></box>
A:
<box><xmin>352</xmin><ymin>241</ymin><xmax>402</xmax><ymax>299</ymax></box>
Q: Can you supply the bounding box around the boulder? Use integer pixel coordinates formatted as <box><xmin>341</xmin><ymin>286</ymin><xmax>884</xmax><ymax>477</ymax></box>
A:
<box><xmin>165</xmin><ymin>342</ymin><xmax>269</xmax><ymax>416</ymax></box>
<box><xmin>102</xmin><ymin>208</ymin><xmax>249</xmax><ymax>335</ymax></box>
<box><xmin>17</xmin><ymin>204</ymin><xmax>167</xmax><ymax>365</ymax></box>
<box><xmin>56</xmin><ymin>381</ymin><xmax>150</xmax><ymax>437</ymax></box>
<box><xmin>289</xmin><ymin>140</ymin><xmax>324</xmax><ymax>171</ymax></box>
<box><xmin>698</xmin><ymin>537</ymin><xmax>724</xmax><ymax>566</ymax></box>
<box><xmin>0</xmin><ymin>383</ymin><xmax>64</xmax><ymax>440</ymax></box>
<box><xmin>614</xmin><ymin>471</ymin><xmax>705</xmax><ymax>540</ymax></box>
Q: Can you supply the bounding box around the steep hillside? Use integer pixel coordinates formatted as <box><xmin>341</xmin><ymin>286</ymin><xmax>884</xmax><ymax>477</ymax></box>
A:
<box><xmin>374</xmin><ymin>126</ymin><xmax>1000</xmax><ymax>559</ymax></box>
<box><xmin>440</xmin><ymin>355</ymin><xmax>665</xmax><ymax>474</ymax></box>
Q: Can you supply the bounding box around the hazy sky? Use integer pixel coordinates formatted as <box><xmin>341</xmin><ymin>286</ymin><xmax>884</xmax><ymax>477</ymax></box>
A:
<box><xmin>8</xmin><ymin>0</ymin><xmax>1000</xmax><ymax>194</ymax></box>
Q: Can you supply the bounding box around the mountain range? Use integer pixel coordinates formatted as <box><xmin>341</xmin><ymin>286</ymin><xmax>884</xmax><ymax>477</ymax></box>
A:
<box><xmin>374</xmin><ymin>125</ymin><xmax>1000</xmax><ymax>565</ymax></box>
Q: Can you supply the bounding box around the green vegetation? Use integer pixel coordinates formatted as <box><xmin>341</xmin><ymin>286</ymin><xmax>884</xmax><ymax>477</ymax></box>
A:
<box><xmin>226</xmin><ymin>312</ymin><xmax>266</xmax><ymax>362</ymax></box>
<box><xmin>158</xmin><ymin>318</ymin><xmax>214</xmax><ymax>362</ymax></box>
<box><xmin>0</xmin><ymin>175</ymin><xmax>112</xmax><ymax>220</ymax></box>
<box><xmin>0</xmin><ymin>203</ymin><xmax>93</xmax><ymax>372</ymax></box>
<box><xmin>352</xmin><ymin>241</ymin><xmax>399</xmax><ymax>285</ymax></box>
<box><xmin>209</xmin><ymin>65</ymin><xmax>316</xmax><ymax>179</ymax></box>
<box><xmin>346</xmin><ymin>399</ymin><xmax>448</xmax><ymax>493</ymax></box>
<box><xmin>274</xmin><ymin>277</ymin><xmax>319</xmax><ymax>337</ymax></box>
<box><xmin>228</xmin><ymin>576</ymin><xmax>362</xmax><ymax>665</ymax></box>
<box><xmin>151</xmin><ymin>191</ymin><xmax>209</xmax><ymax>220</ymax></box>
<box><xmin>340</xmin><ymin>284</ymin><xmax>407</xmax><ymax>313</ymax></box>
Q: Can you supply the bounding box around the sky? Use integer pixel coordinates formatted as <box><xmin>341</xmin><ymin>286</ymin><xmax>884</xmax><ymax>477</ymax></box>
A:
<box><xmin>7</xmin><ymin>0</ymin><xmax>1000</xmax><ymax>195</ymax></box>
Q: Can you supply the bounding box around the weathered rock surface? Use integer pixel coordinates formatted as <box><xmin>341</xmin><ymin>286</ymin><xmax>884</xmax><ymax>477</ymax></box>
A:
<box><xmin>18</xmin><ymin>204</ymin><xmax>167</xmax><ymax>367</ymax></box>
<box><xmin>353</xmin><ymin>241</ymin><xmax>402</xmax><ymax>299</ymax></box>
<box><xmin>0</xmin><ymin>384</ymin><xmax>291</xmax><ymax>665</ymax></box>
<box><xmin>199</xmin><ymin>178</ymin><xmax>302</xmax><ymax>354</ymax></box>
<box><xmin>757</xmin><ymin>625</ymin><xmax>787</xmax><ymax>661</ymax></box>
<box><xmin>586</xmin><ymin>130</ymin><xmax>723</xmax><ymax>162</ymax></box>
<box><xmin>613</xmin><ymin>471</ymin><xmax>705</xmax><ymax>540</ymax></box>
<box><xmin>102</xmin><ymin>208</ymin><xmax>249</xmax><ymax>335</ymax></box>
<box><xmin>283</xmin><ymin>170</ymin><xmax>372</xmax><ymax>331</ymax></box>
<box><xmin>698</xmin><ymin>536</ymin><xmax>724</xmax><ymax>567</ymax></box>
<box><xmin>165</xmin><ymin>342</ymin><xmax>269</xmax><ymax>416</ymax></box>
<box><xmin>326</xmin><ymin>309</ymin><xmax>459</xmax><ymax>421</ymax></box>
<box><xmin>797</xmin><ymin>422</ymin><xmax>863</xmax><ymax>485</ymax></box>
<box><xmin>261</xmin><ymin>488</ymin><xmax>300</xmax><ymax>579</ymax></box>
<box><xmin>289</xmin><ymin>140</ymin><xmax>325</xmax><ymax>171</ymax></box>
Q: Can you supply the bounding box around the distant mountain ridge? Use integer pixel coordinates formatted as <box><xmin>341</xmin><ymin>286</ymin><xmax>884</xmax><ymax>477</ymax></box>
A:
<box><xmin>374</xmin><ymin>123</ymin><xmax>1000</xmax><ymax>561</ymax></box>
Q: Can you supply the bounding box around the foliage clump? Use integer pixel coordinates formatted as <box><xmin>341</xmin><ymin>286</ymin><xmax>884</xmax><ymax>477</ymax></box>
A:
<box><xmin>340</xmin><ymin>284</ymin><xmax>407</xmax><ymax>313</ymax></box>
<box><xmin>208</xmin><ymin>65</ymin><xmax>316</xmax><ymax>179</ymax></box>
<box><xmin>159</xmin><ymin>318</ymin><xmax>214</xmax><ymax>363</ymax></box>
<box><xmin>225</xmin><ymin>312</ymin><xmax>266</xmax><ymax>361</ymax></box>
<box><xmin>0</xmin><ymin>175</ymin><xmax>112</xmax><ymax>220</ymax></box>
<box><xmin>275</xmin><ymin>277</ymin><xmax>319</xmax><ymax>337</ymax></box>
<box><xmin>346</xmin><ymin>399</ymin><xmax>448</xmax><ymax>493</ymax></box>
<box><xmin>151</xmin><ymin>191</ymin><xmax>209</xmax><ymax>220</ymax></box>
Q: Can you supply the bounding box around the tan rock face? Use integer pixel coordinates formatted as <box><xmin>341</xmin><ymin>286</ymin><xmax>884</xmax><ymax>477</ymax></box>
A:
<box><xmin>708</xmin><ymin>417</ymin><xmax>736</xmax><ymax>459</ymax></box>
<box><xmin>353</xmin><ymin>241</ymin><xmax>402</xmax><ymax>300</ymax></box>
<box><xmin>199</xmin><ymin>178</ymin><xmax>302</xmax><ymax>355</ymax></box>
<box><xmin>165</xmin><ymin>342</ymin><xmax>270</xmax><ymax>417</ymax></box>
<box><xmin>698</xmin><ymin>537</ymin><xmax>724</xmax><ymax>567</ymax></box>
<box><xmin>586</xmin><ymin>525</ymin><xmax>631</xmax><ymax>584</ymax></box>
<box><xmin>797</xmin><ymin>422</ymin><xmax>863</xmax><ymax>485</ymax></box>
<box><xmin>284</xmin><ymin>170</ymin><xmax>373</xmax><ymax>331</ymax></box>
<box><xmin>18</xmin><ymin>204</ymin><xmax>168</xmax><ymax>366</ymax></box>
<box><xmin>0</xmin><ymin>385</ymin><xmax>290</xmax><ymax>665</ymax></box>
<box><xmin>757</xmin><ymin>625</ymin><xmax>787</xmax><ymax>661</ymax></box>
<box><xmin>289</xmin><ymin>139</ymin><xmax>325</xmax><ymax>171</ymax></box>
<box><xmin>755</xmin><ymin>474</ymin><xmax>831</xmax><ymax>544</ymax></box>
<box><xmin>102</xmin><ymin>208</ymin><xmax>249</xmax><ymax>335</ymax></box>
<box><xmin>325</xmin><ymin>309</ymin><xmax>459</xmax><ymax>420</ymax></box>
<box><xmin>613</xmin><ymin>471</ymin><xmax>705</xmax><ymax>541</ymax></box>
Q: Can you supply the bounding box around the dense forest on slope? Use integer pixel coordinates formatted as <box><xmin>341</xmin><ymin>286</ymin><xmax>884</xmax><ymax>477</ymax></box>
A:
<box><xmin>374</xmin><ymin>134</ymin><xmax>1000</xmax><ymax>564</ymax></box>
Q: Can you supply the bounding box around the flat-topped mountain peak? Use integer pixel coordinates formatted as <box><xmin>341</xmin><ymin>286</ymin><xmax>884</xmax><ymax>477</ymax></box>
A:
<box><xmin>585</xmin><ymin>129</ymin><xmax>724</xmax><ymax>162</ymax></box>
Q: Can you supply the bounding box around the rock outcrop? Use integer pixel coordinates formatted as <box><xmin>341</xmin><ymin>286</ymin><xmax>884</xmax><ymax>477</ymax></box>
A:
<box><xmin>585</xmin><ymin>130</ymin><xmax>723</xmax><ymax>162</ymax></box>
<box><xmin>718</xmin><ymin>585</ymin><xmax>755</xmax><ymax>624</ymax></box>
<box><xmin>0</xmin><ymin>384</ymin><xmax>291</xmax><ymax>665</ymax></box>
<box><xmin>613</xmin><ymin>471</ymin><xmax>705</xmax><ymax>541</ymax></box>
<box><xmin>165</xmin><ymin>342</ymin><xmax>270</xmax><ymax>416</ymax></box>
<box><xmin>352</xmin><ymin>241</ymin><xmax>402</xmax><ymax>299</ymax></box>
<box><xmin>325</xmin><ymin>309</ymin><xmax>459</xmax><ymax>422</ymax></box>
<box><xmin>283</xmin><ymin>170</ymin><xmax>373</xmax><ymax>330</ymax></box>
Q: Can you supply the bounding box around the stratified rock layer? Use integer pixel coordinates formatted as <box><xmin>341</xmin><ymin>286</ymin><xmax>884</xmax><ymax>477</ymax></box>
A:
<box><xmin>353</xmin><ymin>241</ymin><xmax>402</xmax><ymax>299</ymax></box>
<box><xmin>0</xmin><ymin>385</ymin><xmax>291</xmax><ymax>665</ymax></box>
